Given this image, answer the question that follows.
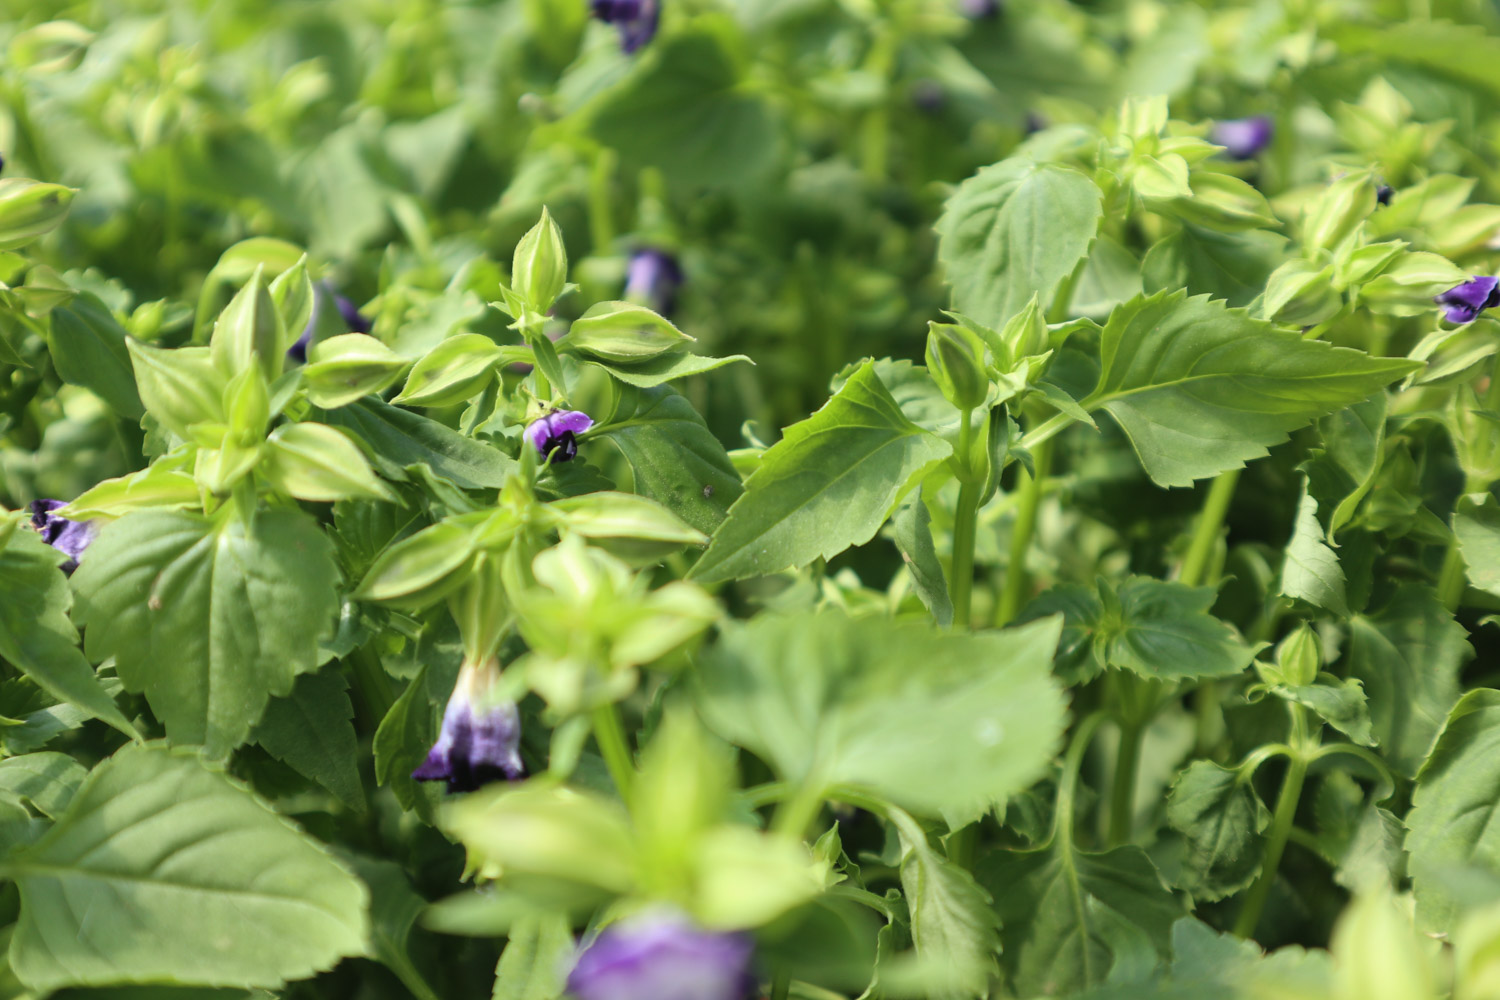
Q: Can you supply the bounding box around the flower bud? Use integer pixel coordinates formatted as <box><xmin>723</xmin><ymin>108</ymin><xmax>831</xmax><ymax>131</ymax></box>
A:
<box><xmin>0</xmin><ymin>178</ymin><xmax>76</xmax><ymax>250</ymax></box>
<box><xmin>301</xmin><ymin>334</ymin><xmax>409</xmax><ymax>409</ymax></box>
<box><xmin>412</xmin><ymin>658</ymin><xmax>524</xmax><ymax>793</ymax></box>
<box><xmin>1304</xmin><ymin>173</ymin><xmax>1377</xmax><ymax>253</ymax></box>
<box><xmin>29</xmin><ymin>499</ymin><xmax>98</xmax><ymax>574</ymax></box>
<box><xmin>1263</xmin><ymin>260</ymin><xmax>1341</xmax><ymax>326</ymax></box>
<box><xmin>512</xmin><ymin>207</ymin><xmax>568</xmax><ymax>313</ymax></box>
<box><xmin>557</xmin><ymin>301</ymin><xmax>694</xmax><ymax>363</ymax></box>
<box><xmin>1273</xmin><ymin>624</ymin><xmax>1320</xmax><ymax>688</ymax></box>
<box><xmin>566</xmin><ymin>911</ymin><xmax>756</xmax><ymax>1000</ymax></box>
<box><xmin>926</xmin><ymin>322</ymin><xmax>990</xmax><ymax>411</ymax></box>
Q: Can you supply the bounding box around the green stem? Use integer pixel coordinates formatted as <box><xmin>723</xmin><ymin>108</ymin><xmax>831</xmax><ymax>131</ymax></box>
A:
<box><xmin>587</xmin><ymin>147</ymin><xmax>617</xmax><ymax>254</ymax></box>
<box><xmin>1018</xmin><ymin>411</ymin><xmax>1076</xmax><ymax>453</ymax></box>
<box><xmin>1234</xmin><ymin>706</ymin><xmax>1311</xmax><ymax>938</ymax></box>
<box><xmin>591</xmin><ymin>702</ymin><xmax>635</xmax><ymax>800</ymax></box>
<box><xmin>946</xmin><ymin>824</ymin><xmax>976</xmax><ymax>870</ymax></box>
<box><xmin>770</xmin><ymin>971</ymin><xmax>791</xmax><ymax>1000</ymax></box>
<box><xmin>1054</xmin><ymin>712</ymin><xmax>1108</xmax><ymax>843</ymax></box>
<box><xmin>950</xmin><ymin>409</ymin><xmax>981</xmax><ymax>629</ymax></box>
<box><xmin>348</xmin><ymin>645</ymin><xmax>396</xmax><ymax>723</ymax></box>
<box><xmin>1180</xmin><ymin>468</ymin><xmax>1240</xmax><ymax>588</ymax></box>
<box><xmin>772</xmin><ymin>779</ymin><xmax>827</xmax><ymax>841</ymax></box>
<box><xmin>996</xmin><ymin>436</ymin><xmax>1055</xmax><ymax>626</ymax></box>
<box><xmin>1437</xmin><ymin>539</ymin><xmax>1467</xmax><ymax>612</ymax></box>
<box><xmin>1107</xmin><ymin>720</ymin><xmax>1144</xmax><ymax>847</ymax></box>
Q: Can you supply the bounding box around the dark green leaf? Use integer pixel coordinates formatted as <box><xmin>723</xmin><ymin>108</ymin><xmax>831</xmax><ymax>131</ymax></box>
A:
<box><xmin>323</xmin><ymin>398</ymin><xmax>516</xmax><ymax>490</ymax></box>
<box><xmin>1141</xmin><ymin>225</ymin><xmax>1287</xmax><ymax>308</ymax></box>
<box><xmin>1453</xmin><ymin>492</ymin><xmax>1500</xmax><ymax>600</ymax></box>
<box><xmin>373</xmin><ymin>668</ymin><xmax>438</xmax><ymax>821</ymax></box>
<box><xmin>0</xmin><ymin>751</ymin><xmax>89</xmax><ymax>818</ymax></box>
<box><xmin>47</xmin><ymin>293</ymin><xmax>145</xmax><ymax>419</ymax></box>
<box><xmin>1166</xmin><ymin>761</ymin><xmax>1268</xmax><ymax>901</ymax></box>
<box><xmin>253</xmin><ymin>666</ymin><xmax>365</xmax><ymax>811</ymax></box>
<box><xmin>889</xmin><ymin>490</ymin><xmax>954</xmax><ymax>627</ymax></box>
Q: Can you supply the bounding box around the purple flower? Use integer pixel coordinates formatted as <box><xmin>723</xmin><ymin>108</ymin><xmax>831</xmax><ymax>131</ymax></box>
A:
<box><xmin>412</xmin><ymin>658</ymin><xmax>524</xmax><ymax>793</ymax></box>
<box><xmin>566</xmin><ymin>912</ymin><xmax>756</xmax><ymax>1000</ymax></box>
<box><xmin>1376</xmin><ymin>184</ymin><xmax>1394</xmax><ymax>206</ymax></box>
<box><xmin>1024</xmin><ymin>111</ymin><xmax>1048</xmax><ymax>135</ymax></box>
<box><xmin>1211</xmin><ymin>116</ymin><xmax>1273</xmax><ymax>160</ymax></box>
<box><xmin>591</xmin><ymin>0</ymin><xmax>659</xmax><ymax>53</ymax></box>
<box><xmin>1437</xmin><ymin>276</ymin><xmax>1500</xmax><ymax>324</ymax></box>
<box><xmin>958</xmin><ymin>0</ymin><xmax>1000</xmax><ymax>17</ymax></box>
<box><xmin>525</xmin><ymin>409</ymin><xmax>594</xmax><ymax>463</ymax></box>
<box><xmin>28</xmin><ymin>499</ymin><xmax>97</xmax><ymax>574</ymax></box>
<box><xmin>911</xmin><ymin>80</ymin><xmax>947</xmax><ymax>114</ymax></box>
<box><xmin>624</xmin><ymin>248</ymin><xmax>683</xmax><ymax>316</ymax></box>
<box><xmin>287</xmin><ymin>282</ymin><xmax>372</xmax><ymax>363</ymax></box>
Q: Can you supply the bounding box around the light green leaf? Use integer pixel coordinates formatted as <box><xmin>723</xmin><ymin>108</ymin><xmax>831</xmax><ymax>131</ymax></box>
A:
<box><xmin>583</xmin><ymin>351</ymin><xmax>751</xmax><ymax>388</ymax></box>
<box><xmin>1330</xmin><ymin>21</ymin><xmax>1500</xmax><ymax>99</ymax></box>
<box><xmin>0</xmin><ymin>752</ymin><xmax>88</xmax><ymax>819</ymax></box>
<box><xmin>1146</xmin><ymin>226</ymin><xmax>1286</xmax><ymax>309</ymax></box>
<box><xmin>263</xmin><ymin>422</ymin><xmax>395</xmax><ymax>503</ymax></box>
<box><xmin>690</xmin><ymin>362</ymin><xmax>951</xmax><ymax>583</ymax></box>
<box><xmin>253</xmin><ymin>667</ymin><xmax>365</xmax><ymax>811</ymax></box>
<box><xmin>694</xmin><ymin>610</ymin><xmax>1066</xmax><ymax>824</ymax></box>
<box><xmin>4</xmin><ymin>743</ymin><xmax>368</xmax><ymax>992</ymax></box>
<box><xmin>47</xmin><ymin>293</ymin><xmax>145</xmax><ymax>419</ymax></box>
<box><xmin>1082</xmin><ymin>292</ymin><xmax>1419</xmax><ymax>487</ymax></box>
<box><xmin>493</xmin><ymin>914</ymin><xmax>572</xmax><ymax>1000</ymax></box>
<box><xmin>322</xmin><ymin>398</ymin><xmax>516</xmax><ymax>490</ymax></box>
<box><xmin>1348</xmin><ymin>584</ymin><xmax>1469</xmax><ymax>778</ymax></box>
<box><xmin>72</xmin><ymin>509</ymin><xmax>340</xmax><ymax>758</ymax></box>
<box><xmin>1279</xmin><ymin>679</ymin><xmax>1376</xmax><ymax>747</ymax></box>
<box><xmin>1454</xmin><ymin>493</ymin><xmax>1500</xmax><ymax>600</ymax></box>
<box><xmin>1281</xmin><ymin>483</ymin><xmax>1350</xmax><ymax>617</ymax></box>
<box><xmin>937</xmin><ymin>158</ymin><xmax>1104</xmax><ymax>330</ymax></box>
<box><xmin>1166</xmin><ymin>761</ymin><xmax>1268</xmax><ymax>901</ymax></box>
<box><xmin>889</xmin><ymin>490</ymin><xmax>954</xmax><ymax>627</ymax></box>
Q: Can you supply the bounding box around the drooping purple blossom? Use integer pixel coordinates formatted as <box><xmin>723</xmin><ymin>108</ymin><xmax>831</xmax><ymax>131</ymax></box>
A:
<box><xmin>1211</xmin><ymin>116</ymin><xmax>1273</xmax><ymax>160</ymax></box>
<box><xmin>624</xmin><ymin>248</ymin><xmax>683</xmax><ymax>316</ymax></box>
<box><xmin>958</xmin><ymin>0</ymin><xmax>1000</xmax><ymax>18</ymax></box>
<box><xmin>911</xmin><ymin>79</ymin><xmax>947</xmax><ymax>114</ymax></box>
<box><xmin>591</xmin><ymin>0</ymin><xmax>660</xmax><ymax>53</ymax></box>
<box><xmin>28</xmin><ymin>499</ymin><xmax>97</xmax><ymax>574</ymax></box>
<box><xmin>411</xmin><ymin>658</ymin><xmax>524</xmax><ymax>793</ymax></box>
<box><xmin>287</xmin><ymin>282</ymin><xmax>372</xmax><ymax>364</ymax></box>
<box><xmin>566</xmin><ymin>911</ymin><xmax>757</xmax><ymax>1000</ymax></box>
<box><xmin>1024</xmin><ymin>111</ymin><xmax>1048</xmax><ymax>135</ymax></box>
<box><xmin>524</xmin><ymin>409</ymin><xmax>593</xmax><ymax>463</ymax></box>
<box><xmin>1437</xmin><ymin>276</ymin><xmax>1500</xmax><ymax>324</ymax></box>
<box><xmin>1375</xmin><ymin>184</ymin><xmax>1394</xmax><ymax>206</ymax></box>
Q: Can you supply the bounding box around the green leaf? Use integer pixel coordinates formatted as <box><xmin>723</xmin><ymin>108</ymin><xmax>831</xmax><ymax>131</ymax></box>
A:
<box><xmin>889</xmin><ymin>490</ymin><xmax>954</xmax><ymax>627</ymax></box>
<box><xmin>1348</xmin><ymin>584</ymin><xmax>1469</xmax><ymax>778</ymax></box>
<box><xmin>1166</xmin><ymin>761</ymin><xmax>1268</xmax><ymax>901</ymax></box>
<box><xmin>937</xmin><ymin>158</ymin><xmax>1104</xmax><ymax>330</ymax></box>
<box><xmin>253</xmin><ymin>667</ymin><xmax>365</xmax><ymax>811</ymax></box>
<box><xmin>0</xmin><ymin>526</ymin><xmax>137</xmax><ymax>739</ymax></box>
<box><xmin>1330</xmin><ymin>21</ymin><xmax>1500</xmax><ymax>99</ymax></box>
<box><xmin>1278</xmin><ymin>679</ymin><xmax>1376</xmax><ymax>747</ymax></box>
<box><xmin>1304</xmin><ymin>394</ymin><xmax>1387</xmax><ymax>541</ymax></box>
<box><xmin>393</xmin><ymin>333</ymin><xmax>503</xmax><ymax>408</ymax></box>
<box><xmin>694</xmin><ymin>610</ymin><xmax>1066</xmax><ymax>824</ymax></box>
<box><xmin>1146</xmin><ymin>225</ymin><xmax>1287</xmax><ymax>309</ymax></box>
<box><xmin>492</xmin><ymin>914</ymin><xmax>572</xmax><ymax>1000</ymax></box>
<box><xmin>1081</xmin><ymin>292</ymin><xmax>1419</xmax><ymax>487</ymax></box>
<box><xmin>690</xmin><ymin>362</ymin><xmax>951</xmax><ymax>583</ymax></box>
<box><xmin>47</xmin><ymin>293</ymin><xmax>145</xmax><ymax>419</ymax></box>
<box><xmin>72</xmin><ymin>509</ymin><xmax>340</xmax><ymax>758</ymax></box>
<box><xmin>347</xmin><ymin>856</ymin><xmax>443</xmax><ymax>1000</ymax></box>
<box><xmin>0</xmin><ymin>752</ymin><xmax>88</xmax><ymax>819</ymax></box>
<box><xmin>1406</xmin><ymin>689</ymin><xmax>1500</xmax><ymax>930</ymax></box>
<box><xmin>322</xmin><ymin>398</ymin><xmax>517</xmax><ymax>490</ymax></box>
<box><xmin>593</xmin><ymin>385</ymin><xmax>743</xmax><ymax>536</ymax></box>
<box><xmin>372</xmin><ymin>668</ymin><xmax>437</xmax><ymax>820</ymax></box>
<box><xmin>263</xmin><ymin>422</ymin><xmax>395</xmax><ymax>504</ymax></box>
<box><xmin>1280</xmin><ymin>483</ymin><xmax>1350</xmax><ymax>617</ymax></box>
<box><xmin>125</xmin><ymin>341</ymin><xmax>227</xmax><ymax>440</ymax></box>
<box><xmin>4</xmin><ymin>743</ymin><xmax>369</xmax><ymax>992</ymax></box>
<box><xmin>585</xmin><ymin>31</ymin><xmax>781</xmax><ymax>188</ymax></box>
<box><xmin>1453</xmin><ymin>493</ymin><xmax>1500</xmax><ymax>600</ymax></box>
<box><xmin>979</xmin><ymin>838</ymin><xmax>1184</xmax><ymax>996</ymax></box>
<box><xmin>583</xmin><ymin>351</ymin><xmax>751</xmax><ymax>388</ymax></box>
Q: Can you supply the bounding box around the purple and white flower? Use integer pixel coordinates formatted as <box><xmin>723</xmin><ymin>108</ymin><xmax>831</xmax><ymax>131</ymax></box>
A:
<box><xmin>591</xmin><ymin>0</ymin><xmax>660</xmax><ymax>54</ymax></box>
<box><xmin>1437</xmin><ymin>276</ymin><xmax>1500</xmax><ymax>325</ymax></box>
<box><xmin>566</xmin><ymin>911</ymin><xmax>756</xmax><ymax>1000</ymax></box>
<box><xmin>1211</xmin><ymin>116</ymin><xmax>1273</xmax><ymax>160</ymax></box>
<box><xmin>624</xmin><ymin>248</ymin><xmax>683</xmax><ymax>317</ymax></box>
<box><xmin>287</xmin><ymin>282</ymin><xmax>372</xmax><ymax>363</ymax></box>
<box><xmin>29</xmin><ymin>499</ymin><xmax>97</xmax><ymax>574</ymax></box>
<box><xmin>525</xmin><ymin>410</ymin><xmax>594</xmax><ymax>463</ymax></box>
<box><xmin>412</xmin><ymin>658</ymin><xmax>524</xmax><ymax>793</ymax></box>
<box><xmin>958</xmin><ymin>0</ymin><xmax>1000</xmax><ymax>18</ymax></box>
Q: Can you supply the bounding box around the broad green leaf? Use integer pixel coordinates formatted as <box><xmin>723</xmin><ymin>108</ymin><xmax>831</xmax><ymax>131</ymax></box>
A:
<box><xmin>1280</xmin><ymin>483</ymin><xmax>1350</xmax><ymax>617</ymax></box>
<box><xmin>372</xmin><ymin>668</ymin><xmax>438</xmax><ymax>821</ymax></box>
<box><xmin>126</xmin><ymin>341</ymin><xmax>227</xmax><ymax>440</ymax></box>
<box><xmin>694</xmin><ymin>610</ymin><xmax>1066</xmax><ymax>824</ymax></box>
<box><xmin>690</xmin><ymin>362</ymin><xmax>951</xmax><ymax>583</ymax></box>
<box><xmin>1166</xmin><ymin>761</ymin><xmax>1268</xmax><ymax>901</ymax></box>
<box><xmin>1304</xmin><ymin>395</ymin><xmax>1387</xmax><ymax>541</ymax></box>
<box><xmin>0</xmin><ymin>526</ymin><xmax>137</xmax><ymax>739</ymax></box>
<box><xmin>1348</xmin><ymin>584</ymin><xmax>1469</xmax><ymax>777</ymax></box>
<box><xmin>1278</xmin><ymin>680</ymin><xmax>1376</xmax><ymax>747</ymax></box>
<box><xmin>322</xmin><ymin>398</ymin><xmax>516</xmax><ymax>490</ymax></box>
<box><xmin>1453</xmin><ymin>493</ymin><xmax>1500</xmax><ymax>600</ymax></box>
<box><xmin>889</xmin><ymin>490</ymin><xmax>954</xmax><ymax>627</ymax></box>
<box><xmin>72</xmin><ymin>509</ymin><xmax>340</xmax><ymax>758</ymax></box>
<box><xmin>0</xmin><ymin>752</ymin><xmax>88</xmax><ymax>818</ymax></box>
<box><xmin>1141</xmin><ymin>226</ymin><xmax>1287</xmax><ymax>309</ymax></box>
<box><xmin>47</xmin><ymin>293</ymin><xmax>145</xmax><ymax>419</ymax></box>
<box><xmin>1406</xmin><ymin>690</ymin><xmax>1500</xmax><ymax>930</ymax></box>
<box><xmin>593</xmin><ymin>386</ymin><xmax>743</xmax><ymax>536</ymax></box>
<box><xmin>1081</xmin><ymin>292</ymin><xmax>1419</xmax><ymax>487</ymax></box>
<box><xmin>1330</xmin><ymin>21</ymin><xmax>1500</xmax><ymax>99</ymax></box>
<box><xmin>3</xmin><ymin>743</ymin><xmax>369</xmax><ymax>992</ymax></box>
<box><xmin>583</xmin><ymin>351</ymin><xmax>751</xmax><ymax>388</ymax></box>
<box><xmin>253</xmin><ymin>667</ymin><xmax>365</xmax><ymax>811</ymax></box>
<box><xmin>492</xmin><ymin>914</ymin><xmax>572</xmax><ymax>1000</ymax></box>
<box><xmin>585</xmin><ymin>32</ymin><xmax>781</xmax><ymax>188</ymax></box>
<box><xmin>936</xmin><ymin>158</ymin><xmax>1104</xmax><ymax>330</ymax></box>
<box><xmin>979</xmin><ymin>837</ymin><xmax>1184</xmax><ymax>996</ymax></box>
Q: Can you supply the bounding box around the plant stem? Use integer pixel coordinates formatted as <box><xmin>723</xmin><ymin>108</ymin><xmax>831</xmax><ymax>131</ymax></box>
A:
<box><xmin>348</xmin><ymin>644</ymin><xmax>396</xmax><ymax>723</ymax></box>
<box><xmin>591</xmin><ymin>702</ymin><xmax>635</xmax><ymax>800</ymax></box>
<box><xmin>1180</xmin><ymin>468</ymin><xmax>1240</xmax><ymax>588</ymax></box>
<box><xmin>587</xmin><ymin>147</ymin><xmax>617</xmax><ymax>254</ymax></box>
<box><xmin>1018</xmin><ymin>411</ymin><xmax>1075</xmax><ymax>453</ymax></box>
<box><xmin>1054</xmin><ymin>712</ymin><xmax>1108</xmax><ymax>843</ymax></box>
<box><xmin>1233</xmin><ymin>706</ymin><xmax>1311</xmax><ymax>939</ymax></box>
<box><xmin>770</xmin><ymin>971</ymin><xmax>791</xmax><ymax>1000</ymax></box>
<box><xmin>996</xmin><ymin>436</ymin><xmax>1054</xmax><ymax>626</ymax></box>
<box><xmin>772</xmin><ymin>779</ymin><xmax>826</xmax><ymax>841</ymax></box>
<box><xmin>950</xmin><ymin>412</ymin><xmax>981</xmax><ymax>628</ymax></box>
<box><xmin>1106</xmin><ymin>719</ymin><xmax>1144</xmax><ymax>846</ymax></box>
<box><xmin>947</xmin><ymin>823</ymin><xmax>976</xmax><ymax>869</ymax></box>
<box><xmin>1437</xmin><ymin>539</ymin><xmax>1467</xmax><ymax>612</ymax></box>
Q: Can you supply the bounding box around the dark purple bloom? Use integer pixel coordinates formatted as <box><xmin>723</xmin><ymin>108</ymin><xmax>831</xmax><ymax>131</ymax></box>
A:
<box><xmin>566</xmin><ymin>912</ymin><xmax>756</xmax><ymax>1000</ymax></box>
<box><xmin>624</xmin><ymin>248</ymin><xmax>683</xmax><ymax>316</ymax></box>
<box><xmin>591</xmin><ymin>0</ymin><xmax>659</xmax><ymax>53</ymax></box>
<box><xmin>28</xmin><ymin>500</ymin><xmax>97</xmax><ymax>574</ymax></box>
<box><xmin>911</xmin><ymin>80</ymin><xmax>946</xmax><ymax>114</ymax></box>
<box><xmin>1376</xmin><ymin>184</ymin><xmax>1393</xmax><ymax>206</ymax></box>
<box><xmin>287</xmin><ymin>282</ymin><xmax>372</xmax><ymax>363</ymax></box>
<box><xmin>959</xmin><ymin>0</ymin><xmax>1000</xmax><ymax>17</ymax></box>
<box><xmin>1437</xmin><ymin>276</ymin><xmax>1500</xmax><ymax>324</ymax></box>
<box><xmin>0</xmin><ymin>152</ymin><xmax>6</xmax><ymax>173</ymax></box>
<box><xmin>1211</xmin><ymin>116</ymin><xmax>1273</xmax><ymax>160</ymax></box>
<box><xmin>412</xmin><ymin>659</ymin><xmax>524</xmax><ymax>793</ymax></box>
<box><xmin>525</xmin><ymin>409</ymin><xmax>593</xmax><ymax>463</ymax></box>
<box><xmin>1024</xmin><ymin>111</ymin><xmax>1048</xmax><ymax>135</ymax></box>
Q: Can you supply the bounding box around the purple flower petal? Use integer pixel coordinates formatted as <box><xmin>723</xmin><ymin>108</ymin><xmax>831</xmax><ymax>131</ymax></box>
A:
<box><xmin>592</xmin><ymin>0</ymin><xmax>659</xmax><ymax>53</ymax></box>
<box><xmin>959</xmin><ymin>0</ymin><xmax>1000</xmax><ymax>17</ymax></box>
<box><xmin>288</xmin><ymin>282</ymin><xmax>372</xmax><ymax>363</ymax></box>
<box><xmin>28</xmin><ymin>499</ymin><xmax>98</xmax><ymax>574</ymax></box>
<box><xmin>1437</xmin><ymin>276</ymin><xmax>1500</xmax><ymax>324</ymax></box>
<box><xmin>624</xmin><ymin>248</ymin><xmax>684</xmax><ymax>317</ymax></box>
<box><xmin>1211</xmin><ymin>116</ymin><xmax>1273</xmax><ymax>160</ymax></box>
<box><xmin>412</xmin><ymin>661</ymin><xmax>523</xmax><ymax>793</ymax></box>
<box><xmin>566</xmin><ymin>912</ymin><xmax>756</xmax><ymax>1000</ymax></box>
<box><xmin>525</xmin><ymin>410</ymin><xmax>594</xmax><ymax>462</ymax></box>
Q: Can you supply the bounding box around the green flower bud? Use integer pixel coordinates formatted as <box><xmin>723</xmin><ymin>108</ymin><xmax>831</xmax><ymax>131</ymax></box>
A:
<box><xmin>1263</xmin><ymin>260</ymin><xmax>1341</xmax><ymax>325</ymax></box>
<box><xmin>512</xmin><ymin>207</ymin><xmax>568</xmax><ymax>313</ymax></box>
<box><xmin>0</xmin><ymin>178</ymin><xmax>76</xmax><ymax>250</ymax></box>
<box><xmin>1304</xmin><ymin>173</ymin><xmax>1377</xmax><ymax>253</ymax></box>
<box><xmin>556</xmin><ymin>300</ymin><xmax>694</xmax><ymax>363</ymax></box>
<box><xmin>1273</xmin><ymin>623</ymin><xmax>1320</xmax><ymax>688</ymax></box>
<box><xmin>926</xmin><ymin>321</ymin><xmax>990</xmax><ymax>411</ymax></box>
<box><xmin>301</xmin><ymin>334</ymin><xmax>410</xmax><ymax>409</ymax></box>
